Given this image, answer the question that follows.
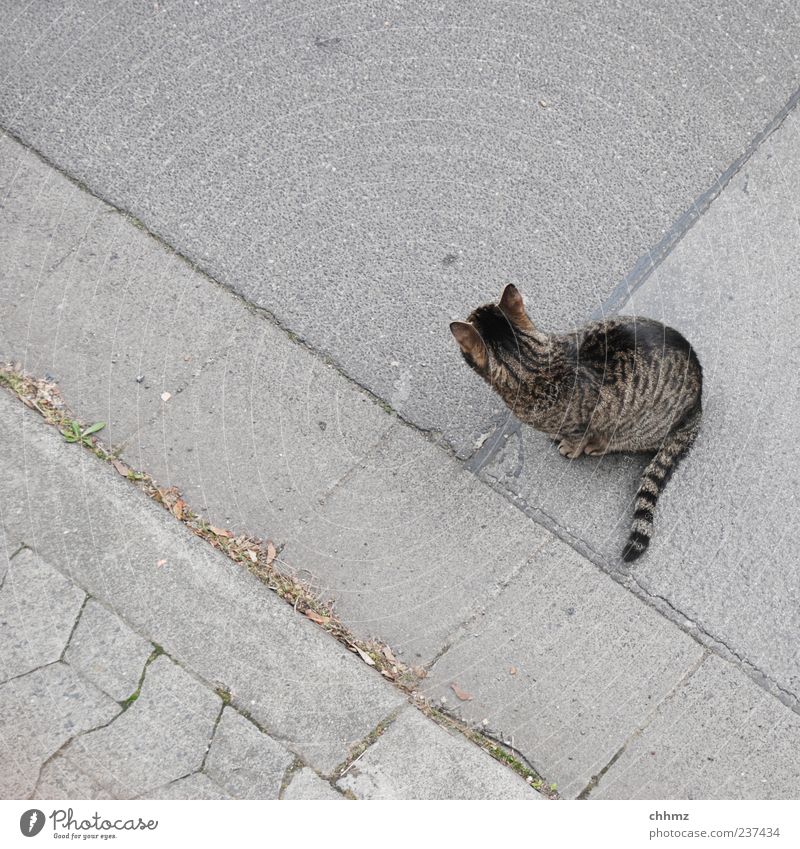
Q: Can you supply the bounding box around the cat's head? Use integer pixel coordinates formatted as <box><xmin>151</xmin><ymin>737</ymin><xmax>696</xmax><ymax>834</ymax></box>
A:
<box><xmin>449</xmin><ymin>283</ymin><xmax>535</xmax><ymax>376</ymax></box>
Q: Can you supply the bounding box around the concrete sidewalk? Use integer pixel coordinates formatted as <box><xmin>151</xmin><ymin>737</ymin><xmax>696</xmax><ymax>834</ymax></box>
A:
<box><xmin>0</xmin><ymin>391</ymin><xmax>540</xmax><ymax>800</ymax></box>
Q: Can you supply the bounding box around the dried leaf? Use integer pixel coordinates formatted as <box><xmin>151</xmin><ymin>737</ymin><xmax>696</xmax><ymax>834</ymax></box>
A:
<box><xmin>380</xmin><ymin>669</ymin><xmax>395</xmax><ymax>680</ymax></box>
<box><xmin>382</xmin><ymin>646</ymin><xmax>397</xmax><ymax>664</ymax></box>
<box><xmin>111</xmin><ymin>459</ymin><xmax>128</xmax><ymax>477</ymax></box>
<box><xmin>356</xmin><ymin>647</ymin><xmax>375</xmax><ymax>666</ymax></box>
<box><xmin>160</xmin><ymin>391</ymin><xmax>171</xmax><ymax>402</ymax></box>
<box><xmin>265</xmin><ymin>541</ymin><xmax>277</xmax><ymax>567</ymax></box>
<box><xmin>246</xmin><ymin>549</ymin><xmax>258</xmax><ymax>563</ymax></box>
<box><xmin>412</xmin><ymin>666</ymin><xmax>427</xmax><ymax>679</ymax></box>
<box><xmin>209</xmin><ymin>526</ymin><xmax>232</xmax><ymax>538</ymax></box>
<box><xmin>305</xmin><ymin>609</ymin><xmax>328</xmax><ymax>625</ymax></box>
<box><xmin>172</xmin><ymin>499</ymin><xmax>186</xmax><ymax>521</ymax></box>
<box><xmin>451</xmin><ymin>683</ymin><xmax>473</xmax><ymax>701</ymax></box>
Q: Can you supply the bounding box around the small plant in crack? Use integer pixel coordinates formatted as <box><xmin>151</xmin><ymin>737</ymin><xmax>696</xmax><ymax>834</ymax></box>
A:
<box><xmin>60</xmin><ymin>418</ymin><xmax>105</xmax><ymax>447</ymax></box>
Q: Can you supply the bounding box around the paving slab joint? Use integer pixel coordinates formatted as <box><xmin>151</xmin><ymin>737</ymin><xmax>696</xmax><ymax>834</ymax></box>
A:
<box><xmin>0</xmin><ymin>661</ymin><xmax>61</xmax><ymax>689</ymax></box>
<box><xmin>333</xmin><ymin>706</ymin><xmax>406</xmax><ymax>781</ymax></box>
<box><xmin>594</xmin><ymin>82</ymin><xmax>800</xmax><ymax>318</ymax></box>
<box><xmin>632</xmin><ymin>581</ymin><xmax>800</xmax><ymax>714</ymax></box>
<box><xmin>277</xmin><ymin>758</ymin><xmax>305</xmax><ymax>799</ymax></box>
<box><xmin>59</xmin><ymin>593</ymin><xmax>90</xmax><ymax>661</ymax></box>
<box><xmin>422</xmin><ymin>701</ymin><xmax>555</xmax><ymax>795</ymax></box>
<box><xmin>30</xmin><ymin>701</ymin><xmax>124</xmax><ymax>800</ymax></box>
<box><xmin>0</xmin><ymin>126</ymin><xmax>450</xmax><ymax>453</ymax></box>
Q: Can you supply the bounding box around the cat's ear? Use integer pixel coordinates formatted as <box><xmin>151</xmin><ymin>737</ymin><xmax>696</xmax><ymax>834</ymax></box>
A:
<box><xmin>450</xmin><ymin>321</ymin><xmax>488</xmax><ymax>370</ymax></box>
<box><xmin>499</xmin><ymin>283</ymin><xmax>531</xmax><ymax>327</ymax></box>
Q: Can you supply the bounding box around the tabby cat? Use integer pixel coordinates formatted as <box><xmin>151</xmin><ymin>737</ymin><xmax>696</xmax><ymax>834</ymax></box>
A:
<box><xmin>451</xmin><ymin>284</ymin><xmax>702</xmax><ymax>562</ymax></box>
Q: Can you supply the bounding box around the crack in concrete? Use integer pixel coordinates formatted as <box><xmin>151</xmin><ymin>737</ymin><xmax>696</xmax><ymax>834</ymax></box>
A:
<box><xmin>59</xmin><ymin>593</ymin><xmax>90</xmax><ymax>662</ymax></box>
<box><xmin>332</xmin><ymin>705</ymin><xmax>405</xmax><ymax>780</ymax></box>
<box><xmin>30</xmin><ymin>697</ymin><xmax>125</xmax><ymax>800</ymax></box>
<box><xmin>630</xmin><ymin>579</ymin><xmax>800</xmax><ymax>713</ymax></box>
<box><xmin>577</xmin><ymin>649</ymin><xmax>710</xmax><ymax>799</ymax></box>
<box><xmin>0</xmin><ymin>660</ymin><xmax>60</xmax><ymax>689</ymax></box>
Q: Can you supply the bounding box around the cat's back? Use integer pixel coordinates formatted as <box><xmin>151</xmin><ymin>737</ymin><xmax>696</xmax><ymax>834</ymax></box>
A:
<box><xmin>569</xmin><ymin>316</ymin><xmax>702</xmax><ymax>380</ymax></box>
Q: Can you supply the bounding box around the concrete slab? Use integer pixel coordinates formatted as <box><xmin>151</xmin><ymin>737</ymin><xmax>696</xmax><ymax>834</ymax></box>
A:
<box><xmin>128</xmin><ymin>306</ymin><xmax>393</xmax><ymax>546</ymax></box>
<box><xmin>593</xmin><ymin>654</ymin><xmax>800</xmax><ymax>799</ymax></box>
<box><xmin>476</xmin><ymin>423</ymin><xmax>647</xmax><ymax>568</ymax></box>
<box><xmin>0</xmin><ymin>391</ymin><xmax>405</xmax><ymax>775</ymax></box>
<box><xmin>0</xmin><ymin>662</ymin><xmax>119</xmax><ymax>798</ymax></box>
<box><xmin>205</xmin><ymin>708</ymin><xmax>294</xmax><ymax>800</ymax></box>
<box><xmin>283</xmin><ymin>767</ymin><xmax>343</xmax><ymax>801</ymax></box>
<box><xmin>64</xmin><ymin>599</ymin><xmax>154</xmax><ymax>701</ymax></box>
<box><xmin>52</xmin><ymin>655</ymin><xmax>220</xmax><ymax>799</ymax></box>
<box><xmin>280</xmin><ymin>421</ymin><xmax>586</xmax><ymax>664</ymax></box>
<box><xmin>421</xmin><ymin>536</ymin><xmax>704</xmax><ymax>798</ymax></box>
<box><xmin>337</xmin><ymin>707</ymin><xmax>540</xmax><ymax>799</ymax></box>
<box><xmin>36</xmin><ymin>753</ymin><xmax>113</xmax><ymax>800</ymax></box>
<box><xmin>0</xmin><ymin>134</ymin><xmax>247</xmax><ymax>446</ymax></box>
<box><xmin>616</xmin><ymin>109</ymin><xmax>800</xmax><ymax>701</ymax></box>
<box><xmin>0</xmin><ymin>550</ymin><xmax>85</xmax><ymax>682</ymax></box>
<box><xmin>3</xmin><ymin>2</ymin><xmax>800</xmax><ymax>455</ymax></box>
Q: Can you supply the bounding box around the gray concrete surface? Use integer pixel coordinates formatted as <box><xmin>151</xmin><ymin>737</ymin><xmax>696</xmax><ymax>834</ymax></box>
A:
<box><xmin>283</xmin><ymin>767</ymin><xmax>343</xmax><ymax>800</ymax></box>
<box><xmin>64</xmin><ymin>599</ymin><xmax>154</xmax><ymax>702</ymax></box>
<box><xmin>3</xmin><ymin>1</ymin><xmax>800</xmax><ymax>801</ymax></box>
<box><xmin>337</xmin><ymin>707</ymin><xmax>538</xmax><ymax>800</ymax></box>
<box><xmin>0</xmin><ymin>549</ymin><xmax>84</xmax><ymax>681</ymax></box>
<box><xmin>2</xmin><ymin>1</ymin><xmax>800</xmax><ymax>455</ymax></box>
<box><xmin>0</xmin><ymin>662</ymin><xmax>120</xmax><ymax>798</ymax></box>
<box><xmin>0</xmin><ymin>390</ymin><xmax>405</xmax><ymax>776</ymax></box>
<box><xmin>205</xmin><ymin>707</ymin><xmax>294</xmax><ymax>800</ymax></box>
<box><xmin>592</xmin><ymin>654</ymin><xmax>800</xmax><ymax>799</ymax></box>
<box><xmin>0</xmin><ymin>135</ymin><xmax>248</xmax><ymax>447</ymax></box>
<box><xmin>0</xmin><ymin>392</ymin><xmax>543</xmax><ymax>799</ymax></box>
<box><xmin>48</xmin><ymin>655</ymin><xmax>221</xmax><ymax>799</ymax></box>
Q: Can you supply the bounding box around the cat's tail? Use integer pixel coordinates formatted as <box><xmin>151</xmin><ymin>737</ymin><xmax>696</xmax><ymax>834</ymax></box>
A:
<box><xmin>622</xmin><ymin>406</ymin><xmax>702</xmax><ymax>563</ymax></box>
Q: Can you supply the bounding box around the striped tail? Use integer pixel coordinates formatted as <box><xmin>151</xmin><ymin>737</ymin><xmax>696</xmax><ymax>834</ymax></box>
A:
<box><xmin>622</xmin><ymin>407</ymin><xmax>702</xmax><ymax>563</ymax></box>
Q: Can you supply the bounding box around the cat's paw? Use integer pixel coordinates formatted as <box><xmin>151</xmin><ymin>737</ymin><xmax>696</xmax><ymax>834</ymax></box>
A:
<box><xmin>558</xmin><ymin>438</ymin><xmax>584</xmax><ymax>459</ymax></box>
<box><xmin>583</xmin><ymin>441</ymin><xmax>608</xmax><ymax>457</ymax></box>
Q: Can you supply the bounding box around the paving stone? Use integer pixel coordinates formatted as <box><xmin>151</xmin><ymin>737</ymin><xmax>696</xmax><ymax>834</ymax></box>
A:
<box><xmin>0</xmin><ymin>662</ymin><xmax>119</xmax><ymax>798</ymax></box>
<box><xmin>282</xmin><ymin>767</ymin><xmax>343</xmax><ymax>801</ymax></box>
<box><xmin>0</xmin><ymin>541</ymin><xmax>10</xmax><ymax>586</ymax></box>
<box><xmin>337</xmin><ymin>707</ymin><xmax>540</xmax><ymax>800</ymax></box>
<box><xmin>36</xmin><ymin>753</ymin><xmax>112</xmax><ymax>800</ymax></box>
<box><xmin>205</xmin><ymin>708</ymin><xmax>294</xmax><ymax>800</ymax></box>
<box><xmin>52</xmin><ymin>655</ymin><xmax>220</xmax><ymax>798</ymax></box>
<box><xmin>280</xmin><ymin>422</ymin><xmax>566</xmax><ymax>664</ymax></box>
<box><xmin>422</xmin><ymin>536</ymin><xmax>704</xmax><ymax>798</ymax></box>
<box><xmin>593</xmin><ymin>655</ymin><xmax>800</xmax><ymax>799</ymax></box>
<box><xmin>3</xmin><ymin>2</ymin><xmax>800</xmax><ymax>456</ymax></box>
<box><xmin>127</xmin><ymin>306</ymin><xmax>393</xmax><ymax>546</ymax></box>
<box><xmin>146</xmin><ymin>773</ymin><xmax>231</xmax><ymax>800</ymax></box>
<box><xmin>0</xmin><ymin>549</ymin><xmax>85</xmax><ymax>681</ymax></box>
<box><xmin>0</xmin><ymin>134</ymin><xmax>248</xmax><ymax>446</ymax></box>
<box><xmin>64</xmin><ymin>599</ymin><xmax>153</xmax><ymax>701</ymax></box>
<box><xmin>0</xmin><ymin>392</ymin><xmax>405</xmax><ymax>775</ymax></box>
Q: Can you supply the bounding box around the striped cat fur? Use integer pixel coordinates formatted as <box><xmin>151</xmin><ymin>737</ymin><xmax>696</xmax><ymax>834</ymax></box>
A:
<box><xmin>451</xmin><ymin>284</ymin><xmax>702</xmax><ymax>562</ymax></box>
